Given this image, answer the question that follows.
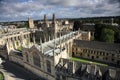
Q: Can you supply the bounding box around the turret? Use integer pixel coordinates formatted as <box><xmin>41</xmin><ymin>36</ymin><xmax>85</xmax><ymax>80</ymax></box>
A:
<box><xmin>44</xmin><ymin>14</ymin><xmax>47</xmax><ymax>24</ymax></box>
<box><xmin>52</xmin><ymin>13</ymin><xmax>56</xmax><ymax>24</ymax></box>
<box><xmin>52</xmin><ymin>14</ymin><xmax>57</xmax><ymax>37</ymax></box>
<box><xmin>28</xmin><ymin>17</ymin><xmax>34</xmax><ymax>28</ymax></box>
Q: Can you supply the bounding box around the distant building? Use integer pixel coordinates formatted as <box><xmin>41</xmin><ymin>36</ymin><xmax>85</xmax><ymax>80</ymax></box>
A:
<box><xmin>28</xmin><ymin>17</ymin><xmax>34</xmax><ymax>28</ymax></box>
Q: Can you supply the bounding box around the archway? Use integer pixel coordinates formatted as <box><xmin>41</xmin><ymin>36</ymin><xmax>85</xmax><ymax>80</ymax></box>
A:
<box><xmin>92</xmin><ymin>56</ymin><xmax>94</xmax><ymax>60</ymax></box>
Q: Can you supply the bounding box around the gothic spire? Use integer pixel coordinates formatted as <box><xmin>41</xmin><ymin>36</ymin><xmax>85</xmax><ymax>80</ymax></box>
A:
<box><xmin>40</xmin><ymin>37</ymin><xmax>43</xmax><ymax>53</ymax></box>
<box><xmin>44</xmin><ymin>14</ymin><xmax>47</xmax><ymax>24</ymax></box>
<box><xmin>52</xmin><ymin>13</ymin><xmax>56</xmax><ymax>24</ymax></box>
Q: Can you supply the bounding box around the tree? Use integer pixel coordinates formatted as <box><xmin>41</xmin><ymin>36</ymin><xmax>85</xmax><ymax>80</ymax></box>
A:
<box><xmin>94</xmin><ymin>23</ymin><xmax>120</xmax><ymax>43</ymax></box>
<box><xmin>73</xmin><ymin>21</ymin><xmax>83</xmax><ymax>31</ymax></box>
<box><xmin>115</xmin><ymin>31</ymin><xmax>120</xmax><ymax>43</ymax></box>
<box><xmin>20</xmin><ymin>22</ymin><xmax>29</xmax><ymax>28</ymax></box>
<box><xmin>100</xmin><ymin>28</ymin><xmax>114</xmax><ymax>43</ymax></box>
<box><xmin>25</xmin><ymin>22</ymin><xmax>29</xmax><ymax>28</ymax></box>
<box><xmin>94</xmin><ymin>23</ymin><xmax>104</xmax><ymax>40</ymax></box>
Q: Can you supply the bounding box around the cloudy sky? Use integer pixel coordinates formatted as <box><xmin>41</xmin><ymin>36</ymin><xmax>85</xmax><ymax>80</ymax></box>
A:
<box><xmin>0</xmin><ymin>0</ymin><xmax>120</xmax><ymax>22</ymax></box>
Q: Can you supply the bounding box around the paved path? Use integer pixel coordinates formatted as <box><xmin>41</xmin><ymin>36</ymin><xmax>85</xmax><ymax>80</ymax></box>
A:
<box><xmin>0</xmin><ymin>59</ymin><xmax>40</xmax><ymax>80</ymax></box>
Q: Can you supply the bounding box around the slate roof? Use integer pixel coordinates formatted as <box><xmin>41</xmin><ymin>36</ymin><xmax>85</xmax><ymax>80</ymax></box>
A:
<box><xmin>28</xmin><ymin>31</ymin><xmax>79</xmax><ymax>56</ymax></box>
<box><xmin>74</xmin><ymin>40</ymin><xmax>120</xmax><ymax>53</ymax></box>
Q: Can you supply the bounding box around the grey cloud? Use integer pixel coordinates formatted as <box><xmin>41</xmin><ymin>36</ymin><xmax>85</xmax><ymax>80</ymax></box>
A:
<box><xmin>108</xmin><ymin>0</ymin><xmax>120</xmax><ymax>4</ymax></box>
<box><xmin>0</xmin><ymin>0</ymin><xmax>120</xmax><ymax>22</ymax></box>
<box><xmin>108</xmin><ymin>0</ymin><xmax>120</xmax><ymax>8</ymax></box>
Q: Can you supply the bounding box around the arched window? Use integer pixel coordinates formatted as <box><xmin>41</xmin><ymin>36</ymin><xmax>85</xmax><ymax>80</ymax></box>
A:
<box><xmin>46</xmin><ymin>60</ymin><xmax>51</xmax><ymax>73</ymax></box>
<box><xmin>33</xmin><ymin>52</ymin><xmax>41</xmax><ymax>68</ymax></box>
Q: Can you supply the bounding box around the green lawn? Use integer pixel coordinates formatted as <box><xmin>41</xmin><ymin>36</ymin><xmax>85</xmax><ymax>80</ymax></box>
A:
<box><xmin>17</xmin><ymin>46</ymin><xmax>23</xmax><ymax>51</ymax></box>
<box><xmin>71</xmin><ymin>57</ymin><xmax>108</xmax><ymax>66</ymax></box>
<box><xmin>0</xmin><ymin>72</ymin><xmax>4</xmax><ymax>80</ymax></box>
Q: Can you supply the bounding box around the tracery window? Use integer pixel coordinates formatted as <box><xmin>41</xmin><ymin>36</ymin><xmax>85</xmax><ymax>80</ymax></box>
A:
<box><xmin>46</xmin><ymin>60</ymin><xmax>51</xmax><ymax>73</ymax></box>
<box><xmin>33</xmin><ymin>52</ymin><xmax>41</xmax><ymax>68</ymax></box>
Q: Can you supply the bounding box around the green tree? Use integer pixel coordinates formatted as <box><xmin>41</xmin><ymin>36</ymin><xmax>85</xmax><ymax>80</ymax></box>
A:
<box><xmin>94</xmin><ymin>23</ymin><xmax>104</xmax><ymax>40</ymax></box>
<box><xmin>115</xmin><ymin>31</ymin><xmax>120</xmax><ymax>43</ymax></box>
<box><xmin>73</xmin><ymin>21</ymin><xmax>83</xmax><ymax>31</ymax></box>
<box><xmin>24</xmin><ymin>22</ymin><xmax>29</xmax><ymax>28</ymax></box>
<box><xmin>100</xmin><ymin>28</ymin><xmax>114</xmax><ymax>43</ymax></box>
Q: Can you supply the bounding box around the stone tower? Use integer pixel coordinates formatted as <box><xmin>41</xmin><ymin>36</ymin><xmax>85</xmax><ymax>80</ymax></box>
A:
<box><xmin>44</xmin><ymin>14</ymin><xmax>47</xmax><ymax>24</ymax></box>
<box><xmin>111</xmin><ymin>18</ymin><xmax>114</xmax><ymax>25</ymax></box>
<box><xmin>28</xmin><ymin>17</ymin><xmax>34</xmax><ymax>28</ymax></box>
<box><xmin>43</xmin><ymin>14</ymin><xmax>49</xmax><ymax>27</ymax></box>
<box><xmin>52</xmin><ymin>14</ymin><xmax>58</xmax><ymax>37</ymax></box>
<box><xmin>52</xmin><ymin>13</ymin><xmax>56</xmax><ymax>24</ymax></box>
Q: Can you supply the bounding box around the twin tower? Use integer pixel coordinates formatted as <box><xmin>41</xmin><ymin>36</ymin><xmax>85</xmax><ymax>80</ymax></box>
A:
<box><xmin>28</xmin><ymin>14</ymin><xmax>56</xmax><ymax>28</ymax></box>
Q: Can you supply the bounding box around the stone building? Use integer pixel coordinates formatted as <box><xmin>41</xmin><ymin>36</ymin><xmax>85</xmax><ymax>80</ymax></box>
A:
<box><xmin>7</xmin><ymin>30</ymin><xmax>120</xmax><ymax>80</ymax></box>
<box><xmin>55</xmin><ymin>58</ymin><xmax>120</xmax><ymax>80</ymax></box>
<box><xmin>0</xmin><ymin>14</ymin><xmax>91</xmax><ymax>60</ymax></box>
<box><xmin>31</xmin><ymin>14</ymin><xmax>75</xmax><ymax>44</ymax></box>
<box><xmin>0</xmin><ymin>14</ymin><xmax>119</xmax><ymax>80</ymax></box>
<box><xmin>28</xmin><ymin>17</ymin><xmax>34</xmax><ymax>28</ymax></box>
<box><xmin>72</xmin><ymin>40</ymin><xmax>120</xmax><ymax>67</ymax></box>
<box><xmin>0</xmin><ymin>28</ymin><xmax>31</xmax><ymax>59</ymax></box>
<box><xmin>9</xmin><ymin>31</ymin><xmax>82</xmax><ymax>80</ymax></box>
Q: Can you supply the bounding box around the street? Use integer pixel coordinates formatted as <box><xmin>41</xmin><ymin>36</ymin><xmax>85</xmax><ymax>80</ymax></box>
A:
<box><xmin>0</xmin><ymin>58</ymin><xmax>41</xmax><ymax>80</ymax></box>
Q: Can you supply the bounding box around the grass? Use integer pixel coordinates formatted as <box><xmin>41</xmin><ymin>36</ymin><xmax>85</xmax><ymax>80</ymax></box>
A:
<box><xmin>0</xmin><ymin>72</ymin><xmax>4</xmax><ymax>80</ymax></box>
<box><xmin>16</xmin><ymin>41</ymin><xmax>19</xmax><ymax>46</ymax></box>
<box><xmin>71</xmin><ymin>57</ymin><xmax>108</xmax><ymax>66</ymax></box>
<box><xmin>17</xmin><ymin>46</ymin><xmax>23</xmax><ymax>51</ymax></box>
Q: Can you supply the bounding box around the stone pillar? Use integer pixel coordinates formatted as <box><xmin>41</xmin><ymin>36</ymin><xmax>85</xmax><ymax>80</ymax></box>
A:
<box><xmin>49</xmin><ymin>35</ymin><xmax>51</xmax><ymax>41</ymax></box>
<box><xmin>88</xmin><ymin>31</ymin><xmax>91</xmax><ymax>41</ymax></box>
<box><xmin>111</xmin><ymin>18</ymin><xmax>114</xmax><ymax>25</ymax></box>
<box><xmin>44</xmin><ymin>34</ymin><xmax>46</xmax><ymax>43</ymax></box>
<box><xmin>40</xmin><ymin>38</ymin><xmax>43</xmax><ymax>53</ymax></box>
<box><xmin>33</xmin><ymin>34</ymin><xmax>35</xmax><ymax>44</ymax></box>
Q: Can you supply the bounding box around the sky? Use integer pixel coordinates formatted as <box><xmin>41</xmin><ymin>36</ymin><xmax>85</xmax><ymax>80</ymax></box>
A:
<box><xmin>0</xmin><ymin>0</ymin><xmax>120</xmax><ymax>22</ymax></box>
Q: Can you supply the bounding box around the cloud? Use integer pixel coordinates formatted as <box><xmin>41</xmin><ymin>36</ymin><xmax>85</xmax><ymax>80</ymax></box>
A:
<box><xmin>0</xmin><ymin>0</ymin><xmax>120</xmax><ymax>22</ymax></box>
<box><xmin>108</xmin><ymin>0</ymin><xmax>120</xmax><ymax>4</ymax></box>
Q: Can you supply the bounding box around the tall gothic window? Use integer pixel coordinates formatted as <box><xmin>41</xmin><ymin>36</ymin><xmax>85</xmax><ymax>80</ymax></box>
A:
<box><xmin>46</xmin><ymin>60</ymin><xmax>51</xmax><ymax>73</ymax></box>
<box><xmin>25</xmin><ymin>53</ymin><xmax>29</xmax><ymax>62</ymax></box>
<box><xmin>33</xmin><ymin>52</ymin><xmax>41</xmax><ymax>68</ymax></box>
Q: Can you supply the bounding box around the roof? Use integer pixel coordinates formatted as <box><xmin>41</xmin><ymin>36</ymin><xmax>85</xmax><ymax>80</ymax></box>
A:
<box><xmin>12</xmin><ymin>50</ymin><xmax>23</xmax><ymax>57</ymax></box>
<box><xmin>73</xmin><ymin>40</ymin><xmax>120</xmax><ymax>53</ymax></box>
<box><xmin>28</xmin><ymin>31</ymin><xmax>79</xmax><ymax>56</ymax></box>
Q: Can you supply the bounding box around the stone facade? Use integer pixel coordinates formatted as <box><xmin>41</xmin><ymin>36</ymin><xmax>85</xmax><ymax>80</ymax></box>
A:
<box><xmin>9</xmin><ymin>31</ymin><xmax>83</xmax><ymax>80</ymax></box>
<box><xmin>55</xmin><ymin>58</ymin><xmax>120</xmax><ymax>80</ymax></box>
<box><xmin>72</xmin><ymin>40</ymin><xmax>120</xmax><ymax>67</ymax></box>
<box><xmin>8</xmin><ymin>31</ymin><xmax>120</xmax><ymax>80</ymax></box>
<box><xmin>28</xmin><ymin>17</ymin><xmax>34</xmax><ymax>28</ymax></box>
<box><xmin>0</xmin><ymin>28</ymin><xmax>31</xmax><ymax>58</ymax></box>
<box><xmin>0</xmin><ymin>14</ymin><xmax>119</xmax><ymax>80</ymax></box>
